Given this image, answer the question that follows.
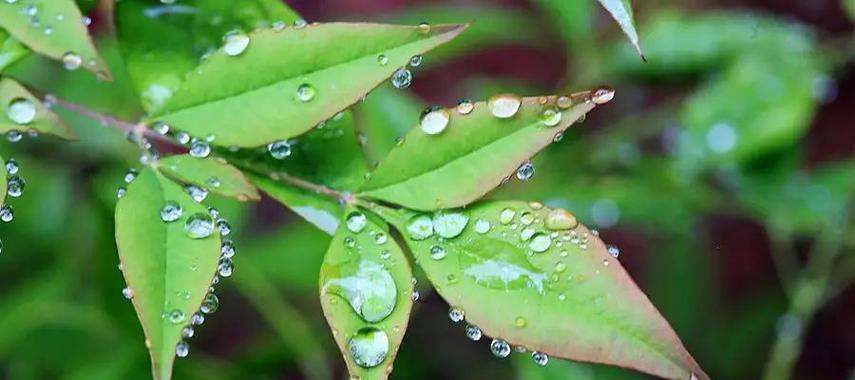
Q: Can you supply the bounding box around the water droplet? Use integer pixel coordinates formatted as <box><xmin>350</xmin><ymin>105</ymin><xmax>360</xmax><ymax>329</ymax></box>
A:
<box><xmin>344</xmin><ymin>236</ymin><xmax>356</xmax><ymax>248</ymax></box>
<box><xmin>432</xmin><ymin>211</ymin><xmax>469</xmax><ymax>238</ymax></box>
<box><xmin>184</xmin><ymin>213</ymin><xmax>214</xmax><ymax>239</ymax></box>
<box><xmin>323</xmin><ymin>261</ymin><xmax>397</xmax><ymax>323</ymax></box>
<box><xmin>490</xmin><ymin>339</ymin><xmax>511</xmax><ymax>358</ymax></box>
<box><xmin>474</xmin><ymin>218</ymin><xmax>491</xmax><ymax>234</ymax></box>
<box><xmin>174</xmin><ymin>131</ymin><xmax>190</xmax><ymax>145</ymax></box>
<box><xmin>218</xmin><ymin>258</ymin><xmax>233</xmax><ymax>277</ymax></box>
<box><xmin>499</xmin><ymin>208</ymin><xmax>516</xmax><ymax>224</ymax></box>
<box><xmin>296</xmin><ymin>83</ymin><xmax>316</xmax><ymax>102</ymax></box>
<box><xmin>545</xmin><ymin>209</ymin><xmax>578</xmax><ymax>230</ymax></box>
<box><xmin>346</xmin><ymin>211</ymin><xmax>367</xmax><ymax>233</ymax></box>
<box><xmin>160</xmin><ymin>201</ymin><xmax>183</xmax><ymax>222</ymax></box>
<box><xmin>519</xmin><ymin>212</ymin><xmax>534</xmax><ymax>225</ymax></box>
<box><xmin>516</xmin><ymin>162</ymin><xmax>534</xmax><ymax>180</ymax></box>
<box><xmin>122</xmin><ymin>169</ymin><xmax>137</xmax><ymax>184</ymax></box>
<box><xmin>189</xmin><ymin>139</ymin><xmax>211</xmax><ymax>158</ymax></box>
<box><xmin>374</xmin><ymin>233</ymin><xmax>387</xmax><ymax>245</ymax></box>
<box><xmin>264</xmin><ymin>139</ymin><xmax>292</xmax><ymax>159</ymax></box>
<box><xmin>465</xmin><ymin>324</ymin><xmax>482</xmax><ymax>341</ymax></box>
<box><xmin>591</xmin><ymin>86</ymin><xmax>615</xmax><ymax>105</ymax></box>
<box><xmin>191</xmin><ymin>312</ymin><xmax>205</xmax><ymax>325</ymax></box>
<box><xmin>515</xmin><ymin>316</ymin><xmax>527</xmax><ymax>327</ymax></box>
<box><xmin>377</xmin><ymin>54</ymin><xmax>389</xmax><ymax>66</ymax></box>
<box><xmin>175</xmin><ymin>341</ymin><xmax>189</xmax><ymax>358</ymax></box>
<box><xmin>406</xmin><ymin>214</ymin><xmax>433</xmax><ymax>240</ymax></box>
<box><xmin>122</xmin><ymin>287</ymin><xmax>133</xmax><ymax>300</ymax></box>
<box><xmin>417</xmin><ymin>22</ymin><xmax>430</xmax><ymax>33</ymax></box>
<box><xmin>411</xmin><ymin>290</ymin><xmax>420</xmax><ymax>301</ymax></box>
<box><xmin>532</xmin><ymin>351</ymin><xmax>549</xmax><ymax>366</ymax></box>
<box><xmin>82</xmin><ymin>16</ymin><xmax>91</xmax><ymax>26</ymax></box>
<box><xmin>556</xmin><ymin>96</ymin><xmax>572</xmax><ymax>109</ymax></box>
<box><xmin>0</xmin><ymin>204</ymin><xmax>12</xmax><ymax>222</ymax></box>
<box><xmin>223</xmin><ymin>31</ymin><xmax>250</xmax><ymax>56</ymax></box>
<box><xmin>409</xmin><ymin>55</ymin><xmax>422</xmax><ymax>67</ymax></box>
<box><xmin>487</xmin><ymin>94</ymin><xmax>521</xmax><ymax>119</ymax></box>
<box><xmin>181</xmin><ymin>326</ymin><xmax>194</xmax><ymax>338</ymax></box>
<box><xmin>216</xmin><ymin>219</ymin><xmax>231</xmax><ymax>236</ymax></box>
<box><xmin>430</xmin><ymin>245</ymin><xmax>446</xmax><ymax>260</ymax></box>
<box><xmin>116</xmin><ymin>186</ymin><xmax>126</xmax><ymax>198</ymax></box>
<box><xmin>540</xmin><ymin>107</ymin><xmax>561</xmax><ymax>127</ymax></box>
<box><xmin>271</xmin><ymin>20</ymin><xmax>286</xmax><ymax>31</ymax></box>
<box><xmin>6</xmin><ymin>130</ymin><xmax>21</xmax><ymax>143</ymax></box>
<box><xmin>528</xmin><ymin>234</ymin><xmax>551</xmax><ymax>253</ymax></box>
<box><xmin>348</xmin><ymin>327</ymin><xmax>389</xmax><ymax>368</ymax></box>
<box><xmin>456</xmin><ymin>99</ymin><xmax>474</xmax><ymax>115</ymax></box>
<box><xmin>293</xmin><ymin>19</ymin><xmax>307</xmax><ymax>28</ymax></box>
<box><xmin>420</xmin><ymin>107</ymin><xmax>450</xmax><ymax>135</ymax></box>
<box><xmin>62</xmin><ymin>52</ymin><xmax>82</xmax><ymax>71</ymax></box>
<box><xmin>7</xmin><ymin>98</ymin><xmax>35</xmax><ymax>125</ymax></box>
<box><xmin>5</xmin><ymin>159</ymin><xmax>19</xmax><ymax>175</ymax></box>
<box><xmin>448</xmin><ymin>307</ymin><xmax>465</xmax><ymax>323</ymax></box>
<box><xmin>391</xmin><ymin>68</ymin><xmax>412</xmax><ymax>89</ymax></box>
<box><xmin>6</xmin><ymin>175</ymin><xmax>24</xmax><ymax>198</ymax></box>
<box><xmin>185</xmin><ymin>185</ymin><xmax>208</xmax><ymax>202</ymax></box>
<box><xmin>607</xmin><ymin>245</ymin><xmax>620</xmax><ymax>258</ymax></box>
<box><xmin>206</xmin><ymin>176</ymin><xmax>220</xmax><ymax>188</ymax></box>
<box><xmin>200</xmin><ymin>292</ymin><xmax>219</xmax><ymax>314</ymax></box>
<box><xmin>520</xmin><ymin>227</ymin><xmax>535</xmax><ymax>241</ymax></box>
<box><xmin>221</xmin><ymin>240</ymin><xmax>235</xmax><ymax>258</ymax></box>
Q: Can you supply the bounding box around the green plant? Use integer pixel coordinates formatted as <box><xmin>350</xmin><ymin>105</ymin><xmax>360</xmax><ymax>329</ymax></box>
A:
<box><xmin>0</xmin><ymin>1</ymin><xmax>713</xmax><ymax>379</ymax></box>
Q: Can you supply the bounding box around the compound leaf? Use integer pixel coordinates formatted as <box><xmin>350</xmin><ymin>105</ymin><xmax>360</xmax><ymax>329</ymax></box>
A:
<box><xmin>0</xmin><ymin>77</ymin><xmax>76</xmax><ymax>139</ymax></box>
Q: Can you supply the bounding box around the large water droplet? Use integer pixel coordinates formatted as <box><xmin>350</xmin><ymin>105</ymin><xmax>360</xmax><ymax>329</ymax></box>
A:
<box><xmin>7</xmin><ymin>98</ymin><xmax>35</xmax><ymax>125</ymax></box>
<box><xmin>160</xmin><ymin>201</ymin><xmax>183</xmax><ymax>222</ymax></box>
<box><xmin>345</xmin><ymin>211</ymin><xmax>367</xmax><ymax>233</ymax></box>
<box><xmin>528</xmin><ymin>233</ymin><xmax>551</xmax><ymax>253</ymax></box>
<box><xmin>184</xmin><ymin>213</ymin><xmax>214</xmax><ymax>239</ymax></box>
<box><xmin>545</xmin><ymin>209</ymin><xmax>577</xmax><ymax>230</ymax></box>
<box><xmin>391</xmin><ymin>68</ymin><xmax>412</xmax><ymax>89</ymax></box>
<box><xmin>267</xmin><ymin>140</ymin><xmax>292</xmax><ymax>159</ymax></box>
<box><xmin>432</xmin><ymin>211</ymin><xmax>469</xmax><ymax>238</ymax></box>
<box><xmin>223</xmin><ymin>31</ymin><xmax>250</xmax><ymax>56</ymax></box>
<box><xmin>296</xmin><ymin>83</ymin><xmax>315</xmax><ymax>102</ymax></box>
<box><xmin>516</xmin><ymin>162</ymin><xmax>534</xmax><ymax>180</ymax></box>
<box><xmin>490</xmin><ymin>339</ymin><xmax>511</xmax><ymax>358</ymax></box>
<box><xmin>189</xmin><ymin>139</ymin><xmax>211</xmax><ymax>158</ymax></box>
<box><xmin>461</xmin><ymin>239</ymin><xmax>546</xmax><ymax>294</ymax></box>
<box><xmin>420</xmin><ymin>107</ymin><xmax>450</xmax><ymax>135</ymax></box>
<box><xmin>200</xmin><ymin>292</ymin><xmax>219</xmax><ymax>314</ymax></box>
<box><xmin>406</xmin><ymin>214</ymin><xmax>433</xmax><ymax>240</ymax></box>
<box><xmin>487</xmin><ymin>94</ymin><xmax>521</xmax><ymax>119</ymax></box>
<box><xmin>348</xmin><ymin>327</ymin><xmax>389</xmax><ymax>368</ymax></box>
<box><xmin>323</xmin><ymin>261</ymin><xmax>397</xmax><ymax>323</ymax></box>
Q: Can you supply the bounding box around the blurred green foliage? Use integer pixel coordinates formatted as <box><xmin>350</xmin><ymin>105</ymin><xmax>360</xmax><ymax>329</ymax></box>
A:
<box><xmin>0</xmin><ymin>1</ymin><xmax>851</xmax><ymax>379</ymax></box>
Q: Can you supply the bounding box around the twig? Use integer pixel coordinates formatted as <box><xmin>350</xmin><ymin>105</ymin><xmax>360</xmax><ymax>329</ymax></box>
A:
<box><xmin>269</xmin><ymin>171</ymin><xmax>353</xmax><ymax>203</ymax></box>
<box><xmin>51</xmin><ymin>96</ymin><xmax>177</xmax><ymax>147</ymax></box>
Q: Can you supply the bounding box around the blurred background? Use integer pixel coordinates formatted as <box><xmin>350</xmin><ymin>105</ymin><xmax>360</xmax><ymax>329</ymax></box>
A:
<box><xmin>0</xmin><ymin>0</ymin><xmax>852</xmax><ymax>379</ymax></box>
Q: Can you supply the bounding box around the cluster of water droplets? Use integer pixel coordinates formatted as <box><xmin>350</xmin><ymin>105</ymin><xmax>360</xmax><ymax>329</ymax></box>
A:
<box><xmin>0</xmin><ymin>158</ymin><xmax>25</xmax><ymax>252</ymax></box>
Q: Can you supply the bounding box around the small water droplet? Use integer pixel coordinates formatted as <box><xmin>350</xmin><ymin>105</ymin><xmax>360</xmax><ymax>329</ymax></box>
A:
<box><xmin>499</xmin><ymin>208</ymin><xmax>516</xmax><ymax>224</ymax></box>
<box><xmin>191</xmin><ymin>312</ymin><xmax>205</xmax><ymax>325</ymax></box>
<box><xmin>345</xmin><ymin>212</ymin><xmax>367</xmax><ymax>233</ymax></box>
<box><xmin>487</xmin><ymin>94</ymin><xmax>521</xmax><ymax>119</ymax></box>
<box><xmin>181</xmin><ymin>325</ymin><xmax>194</xmax><ymax>338</ymax></box>
<box><xmin>409</xmin><ymin>55</ymin><xmax>422</xmax><ymax>67</ymax></box>
<box><xmin>607</xmin><ymin>245</ymin><xmax>620</xmax><ymax>258</ymax></box>
<box><xmin>515</xmin><ymin>316</ymin><xmax>527</xmax><ymax>327</ymax></box>
<box><xmin>348</xmin><ymin>327</ymin><xmax>389</xmax><ymax>368</ymax></box>
<box><xmin>406</xmin><ymin>214</ymin><xmax>433</xmax><ymax>240</ymax></box>
<box><xmin>4</xmin><ymin>159</ymin><xmax>19</xmax><ymax>175</ymax></box>
<box><xmin>411</xmin><ymin>290</ymin><xmax>420</xmax><ymax>301</ymax></box>
<box><xmin>168</xmin><ymin>309</ymin><xmax>185</xmax><ymax>324</ymax></box>
<box><xmin>61</xmin><ymin>52</ymin><xmax>82</xmax><ymax>71</ymax></box>
<box><xmin>185</xmin><ymin>185</ymin><xmax>208</xmax><ymax>202</ymax></box>
<box><xmin>174</xmin><ymin>131</ymin><xmax>190</xmax><ymax>145</ymax></box>
<box><xmin>545</xmin><ymin>209</ymin><xmax>578</xmax><ymax>230</ymax></box>
<box><xmin>216</xmin><ymin>219</ymin><xmax>231</xmax><ymax>236</ymax></box>
<box><xmin>529</xmin><ymin>233</ymin><xmax>551</xmax><ymax>253</ymax></box>
<box><xmin>417</xmin><ymin>22</ymin><xmax>430</xmax><ymax>33</ymax></box>
<box><xmin>116</xmin><ymin>186</ymin><xmax>126</xmax><ymax>198</ymax></box>
<box><xmin>293</xmin><ymin>19</ymin><xmax>307</xmax><ymax>28</ymax></box>
<box><xmin>223</xmin><ymin>30</ymin><xmax>250</xmax><ymax>56</ymax></box>
<box><xmin>6</xmin><ymin>130</ymin><xmax>21</xmax><ymax>143</ymax></box>
<box><xmin>420</xmin><ymin>107</ymin><xmax>450</xmax><ymax>135</ymax></box>
<box><xmin>448</xmin><ymin>307</ymin><xmax>465</xmax><ymax>323</ymax></box>
<box><xmin>556</xmin><ymin>96</ymin><xmax>572</xmax><ymax>109</ymax></box>
<box><xmin>374</xmin><ymin>232</ymin><xmax>387</xmax><ymax>245</ymax></box>
<box><xmin>265</xmin><ymin>139</ymin><xmax>292</xmax><ymax>159</ymax></box>
<box><xmin>591</xmin><ymin>86</ymin><xmax>615</xmax><ymax>105</ymax></box>
<box><xmin>0</xmin><ymin>205</ymin><xmax>14</xmax><ymax>223</ymax></box>
<box><xmin>175</xmin><ymin>341</ymin><xmax>189</xmax><ymax>358</ymax></box>
<box><xmin>554</xmin><ymin>261</ymin><xmax>567</xmax><ymax>272</ymax></box>
<box><xmin>272</xmin><ymin>20</ymin><xmax>286</xmax><ymax>31</ymax></box>
<box><xmin>184</xmin><ymin>213</ymin><xmax>214</xmax><ymax>239</ymax></box>
<box><xmin>465</xmin><ymin>324</ymin><xmax>482</xmax><ymax>341</ymax></box>
<box><xmin>377</xmin><ymin>54</ymin><xmax>389</xmax><ymax>65</ymax></box>
<box><xmin>540</xmin><ymin>107</ymin><xmax>561</xmax><ymax>127</ymax></box>
<box><xmin>218</xmin><ymin>258</ymin><xmax>233</xmax><ymax>277</ymax></box>
<box><xmin>391</xmin><ymin>68</ymin><xmax>412</xmax><ymax>89</ymax></box>
<box><xmin>430</xmin><ymin>245</ymin><xmax>446</xmax><ymax>260</ymax></box>
<box><xmin>456</xmin><ymin>99</ymin><xmax>474</xmax><ymax>115</ymax></box>
<box><xmin>160</xmin><ymin>201</ymin><xmax>183</xmax><ymax>222</ymax></box>
<box><xmin>122</xmin><ymin>287</ymin><xmax>133</xmax><ymax>300</ymax></box>
<box><xmin>532</xmin><ymin>351</ymin><xmax>549</xmax><ymax>366</ymax></box>
<box><xmin>221</xmin><ymin>240</ymin><xmax>235</xmax><ymax>258</ymax></box>
<box><xmin>7</xmin><ymin>98</ymin><xmax>35</xmax><ymax>125</ymax></box>
<box><xmin>296</xmin><ymin>83</ymin><xmax>316</xmax><ymax>102</ymax></box>
<box><xmin>490</xmin><ymin>339</ymin><xmax>511</xmax><ymax>358</ymax></box>
<box><xmin>432</xmin><ymin>211</ymin><xmax>469</xmax><ymax>238</ymax></box>
<box><xmin>200</xmin><ymin>292</ymin><xmax>219</xmax><ymax>314</ymax></box>
<box><xmin>189</xmin><ymin>139</ymin><xmax>211</xmax><ymax>158</ymax></box>
<box><xmin>123</xmin><ymin>169</ymin><xmax>137</xmax><ymax>184</ymax></box>
<box><xmin>516</xmin><ymin>162</ymin><xmax>534</xmax><ymax>181</ymax></box>
<box><xmin>474</xmin><ymin>218</ymin><xmax>491</xmax><ymax>234</ymax></box>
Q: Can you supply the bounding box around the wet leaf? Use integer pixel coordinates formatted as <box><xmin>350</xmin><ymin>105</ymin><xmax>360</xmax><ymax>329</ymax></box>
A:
<box><xmin>0</xmin><ymin>77</ymin><xmax>76</xmax><ymax>139</ymax></box>
<box><xmin>147</xmin><ymin>22</ymin><xmax>466</xmax><ymax>147</ymax></box>
<box><xmin>320</xmin><ymin>206</ymin><xmax>414</xmax><ymax>380</ymax></box>
<box><xmin>114</xmin><ymin>167</ymin><xmax>222</xmax><ymax>380</ymax></box>
<box><xmin>0</xmin><ymin>0</ymin><xmax>109</xmax><ymax>78</ymax></box>
<box><xmin>0</xmin><ymin>30</ymin><xmax>29</xmax><ymax>72</ymax></box>
<box><xmin>355</xmin><ymin>86</ymin><xmax>425</xmax><ymax>166</ymax></box>
<box><xmin>158</xmin><ymin>155</ymin><xmax>260</xmax><ymax>202</ymax></box>
<box><xmin>115</xmin><ymin>0</ymin><xmax>301</xmax><ymax>113</ymax></box>
<box><xmin>359</xmin><ymin>89</ymin><xmax>608</xmax><ymax>210</ymax></box>
<box><xmin>248</xmin><ymin>173</ymin><xmax>342</xmax><ymax>235</ymax></box>
<box><xmin>0</xmin><ymin>155</ymin><xmax>6</xmax><ymax>207</ymax></box>
<box><xmin>373</xmin><ymin>201</ymin><xmax>706</xmax><ymax>380</ymax></box>
<box><xmin>597</xmin><ymin>0</ymin><xmax>643</xmax><ymax>59</ymax></box>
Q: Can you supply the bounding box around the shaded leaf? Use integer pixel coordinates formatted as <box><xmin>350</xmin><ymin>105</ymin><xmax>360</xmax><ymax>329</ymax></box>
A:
<box><xmin>320</xmin><ymin>206</ymin><xmax>414</xmax><ymax>380</ymax></box>
<box><xmin>115</xmin><ymin>0</ymin><xmax>300</xmax><ymax>112</ymax></box>
<box><xmin>0</xmin><ymin>30</ymin><xmax>29</xmax><ymax>72</ymax></box>
<box><xmin>248</xmin><ymin>172</ymin><xmax>342</xmax><ymax>235</ymax></box>
<box><xmin>148</xmin><ymin>23</ymin><xmax>466</xmax><ymax>147</ymax></box>
<box><xmin>157</xmin><ymin>155</ymin><xmax>260</xmax><ymax>202</ymax></box>
<box><xmin>530</xmin><ymin>0</ymin><xmax>594</xmax><ymax>46</ymax></box>
<box><xmin>359</xmin><ymin>89</ymin><xmax>608</xmax><ymax>210</ymax></box>
<box><xmin>373</xmin><ymin>201</ymin><xmax>706</xmax><ymax>380</ymax></box>
<box><xmin>115</xmin><ymin>167</ymin><xmax>222</xmax><ymax>380</ymax></box>
<box><xmin>597</xmin><ymin>0</ymin><xmax>643</xmax><ymax>58</ymax></box>
<box><xmin>355</xmin><ymin>86</ymin><xmax>425</xmax><ymax>166</ymax></box>
<box><xmin>0</xmin><ymin>0</ymin><xmax>109</xmax><ymax>77</ymax></box>
<box><xmin>0</xmin><ymin>154</ymin><xmax>5</xmax><ymax>207</ymax></box>
<box><xmin>0</xmin><ymin>77</ymin><xmax>76</xmax><ymax>139</ymax></box>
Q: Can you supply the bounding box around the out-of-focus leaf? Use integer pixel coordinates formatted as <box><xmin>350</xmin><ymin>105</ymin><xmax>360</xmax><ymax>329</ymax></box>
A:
<box><xmin>157</xmin><ymin>155</ymin><xmax>260</xmax><ymax>202</ymax></box>
<box><xmin>0</xmin><ymin>77</ymin><xmax>75</xmax><ymax>139</ymax></box>
<box><xmin>115</xmin><ymin>0</ymin><xmax>300</xmax><ymax>113</ymax></box>
<box><xmin>320</xmin><ymin>207</ymin><xmax>414</xmax><ymax>380</ymax></box>
<box><xmin>148</xmin><ymin>23</ymin><xmax>466</xmax><ymax>147</ymax></box>
<box><xmin>0</xmin><ymin>30</ymin><xmax>28</xmax><ymax>72</ymax></box>
<box><xmin>242</xmin><ymin>221</ymin><xmax>331</xmax><ymax>291</ymax></box>
<box><xmin>355</xmin><ymin>86</ymin><xmax>425</xmax><ymax>166</ymax></box>
<box><xmin>249</xmin><ymin>173</ymin><xmax>342</xmax><ymax>235</ymax></box>
<box><xmin>0</xmin><ymin>0</ymin><xmax>109</xmax><ymax>77</ymax></box>
<box><xmin>374</xmin><ymin>201</ymin><xmax>706</xmax><ymax>380</ymax></box>
<box><xmin>530</xmin><ymin>0</ymin><xmax>594</xmax><ymax>45</ymax></box>
<box><xmin>0</xmin><ymin>154</ymin><xmax>5</xmax><ymax>206</ymax></box>
<box><xmin>378</xmin><ymin>5</ymin><xmax>548</xmax><ymax>67</ymax></box>
<box><xmin>115</xmin><ymin>167</ymin><xmax>222</xmax><ymax>380</ymax></box>
<box><xmin>845</xmin><ymin>0</ymin><xmax>855</xmax><ymax>21</ymax></box>
<box><xmin>360</xmin><ymin>89</ymin><xmax>607</xmax><ymax>210</ymax></box>
<box><xmin>597</xmin><ymin>0</ymin><xmax>643</xmax><ymax>58</ymax></box>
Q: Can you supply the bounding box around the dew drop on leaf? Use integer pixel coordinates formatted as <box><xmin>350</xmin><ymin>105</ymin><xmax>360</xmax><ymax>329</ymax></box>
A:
<box><xmin>345</xmin><ymin>211</ymin><xmax>367</xmax><ymax>233</ymax></box>
<box><xmin>167</xmin><ymin>309</ymin><xmax>185</xmax><ymax>324</ymax></box>
<box><xmin>528</xmin><ymin>233</ymin><xmax>551</xmax><ymax>253</ymax></box>
<box><xmin>5</xmin><ymin>159</ymin><xmax>18</xmax><ymax>175</ymax></box>
<box><xmin>487</xmin><ymin>94</ymin><xmax>521</xmax><ymax>119</ymax></box>
<box><xmin>474</xmin><ymin>218</ymin><xmax>491</xmax><ymax>234</ymax></box>
<box><xmin>293</xmin><ymin>19</ymin><xmax>307</xmax><ymax>29</ymax></box>
<box><xmin>516</xmin><ymin>161</ymin><xmax>534</xmax><ymax>180</ymax></box>
<box><xmin>417</xmin><ymin>22</ymin><xmax>430</xmax><ymax>34</ymax></box>
<box><xmin>271</xmin><ymin>20</ymin><xmax>286</xmax><ymax>31</ymax></box>
<box><xmin>0</xmin><ymin>205</ymin><xmax>13</xmax><ymax>222</ymax></box>
<box><xmin>200</xmin><ymin>292</ymin><xmax>219</xmax><ymax>314</ymax></box>
<box><xmin>409</xmin><ymin>54</ymin><xmax>422</xmax><ymax>67</ymax></box>
<box><xmin>216</xmin><ymin>219</ymin><xmax>231</xmax><ymax>236</ymax></box>
<box><xmin>61</xmin><ymin>52</ymin><xmax>82</xmax><ymax>71</ymax></box>
<box><xmin>218</xmin><ymin>258</ymin><xmax>233</xmax><ymax>277</ymax></box>
<box><xmin>184</xmin><ymin>213</ymin><xmax>214</xmax><ymax>239</ymax></box>
<box><xmin>591</xmin><ymin>86</ymin><xmax>616</xmax><ymax>105</ymax></box>
<box><xmin>6</xmin><ymin>130</ymin><xmax>21</xmax><ymax>143</ymax></box>
<box><xmin>556</xmin><ymin>95</ymin><xmax>572</xmax><ymax>109</ymax></box>
<box><xmin>432</xmin><ymin>211</ymin><xmax>469</xmax><ymax>238</ymax></box>
<box><xmin>221</xmin><ymin>239</ymin><xmax>235</xmax><ymax>258</ymax></box>
<box><xmin>296</xmin><ymin>83</ymin><xmax>316</xmax><ymax>102</ymax></box>
<box><xmin>122</xmin><ymin>287</ymin><xmax>133</xmax><ymax>300</ymax></box>
<box><xmin>391</xmin><ymin>68</ymin><xmax>412</xmax><ymax>89</ymax></box>
<box><xmin>545</xmin><ymin>209</ymin><xmax>578</xmax><ymax>230</ymax></box>
<box><xmin>540</xmin><ymin>107</ymin><xmax>561</xmax><ymax>127</ymax></box>
<box><xmin>116</xmin><ymin>186</ymin><xmax>126</xmax><ymax>198</ymax></box>
<box><xmin>175</xmin><ymin>341</ymin><xmax>189</xmax><ymax>358</ymax></box>
<box><xmin>347</xmin><ymin>327</ymin><xmax>389</xmax><ymax>368</ymax></box>
<box><xmin>465</xmin><ymin>324</ymin><xmax>482</xmax><ymax>341</ymax></box>
<box><xmin>519</xmin><ymin>227</ymin><xmax>535</xmax><ymax>241</ymax></box>
<box><xmin>430</xmin><ymin>245</ymin><xmax>446</xmax><ymax>260</ymax></box>
<box><xmin>7</xmin><ymin>98</ymin><xmax>35</xmax><ymax>125</ymax></box>
<box><xmin>377</xmin><ymin>54</ymin><xmax>388</xmax><ymax>66</ymax></box>
<box><xmin>490</xmin><ymin>339</ymin><xmax>511</xmax><ymax>358</ymax></box>
<box><xmin>267</xmin><ymin>140</ymin><xmax>292</xmax><ymax>159</ymax></box>
<box><xmin>420</xmin><ymin>107</ymin><xmax>450</xmax><ymax>135</ymax></box>
<box><xmin>406</xmin><ymin>214</ymin><xmax>433</xmax><ymax>240</ymax></box>
<box><xmin>222</xmin><ymin>31</ymin><xmax>250</xmax><ymax>56</ymax></box>
<box><xmin>191</xmin><ymin>312</ymin><xmax>204</xmax><ymax>325</ymax></box>
<box><xmin>374</xmin><ymin>232</ymin><xmax>387</xmax><ymax>245</ymax></box>
<box><xmin>448</xmin><ymin>307</ymin><xmax>465</xmax><ymax>323</ymax></box>
<box><xmin>323</xmin><ymin>261</ymin><xmax>397</xmax><ymax>323</ymax></box>
<box><xmin>185</xmin><ymin>185</ymin><xmax>208</xmax><ymax>202</ymax></box>
<box><xmin>608</xmin><ymin>244</ymin><xmax>621</xmax><ymax>258</ymax></box>
<box><xmin>532</xmin><ymin>351</ymin><xmax>549</xmax><ymax>366</ymax></box>
<box><xmin>123</xmin><ymin>169</ymin><xmax>138</xmax><ymax>184</ymax></box>
<box><xmin>456</xmin><ymin>99</ymin><xmax>474</xmax><ymax>115</ymax></box>
<box><xmin>181</xmin><ymin>326</ymin><xmax>194</xmax><ymax>339</ymax></box>
<box><xmin>160</xmin><ymin>201</ymin><xmax>182</xmax><ymax>222</ymax></box>
<box><xmin>499</xmin><ymin>208</ymin><xmax>516</xmax><ymax>225</ymax></box>
<box><xmin>174</xmin><ymin>131</ymin><xmax>191</xmax><ymax>145</ymax></box>
<box><xmin>189</xmin><ymin>139</ymin><xmax>211</xmax><ymax>158</ymax></box>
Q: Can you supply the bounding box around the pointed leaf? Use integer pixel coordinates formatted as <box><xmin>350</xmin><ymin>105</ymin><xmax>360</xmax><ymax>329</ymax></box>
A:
<box><xmin>115</xmin><ymin>0</ymin><xmax>301</xmax><ymax>112</ymax></box>
<box><xmin>248</xmin><ymin>173</ymin><xmax>342</xmax><ymax>235</ymax></box>
<box><xmin>597</xmin><ymin>0</ymin><xmax>644</xmax><ymax>58</ymax></box>
<box><xmin>0</xmin><ymin>30</ymin><xmax>29</xmax><ymax>72</ymax></box>
<box><xmin>359</xmin><ymin>89</ymin><xmax>611</xmax><ymax>210</ymax></box>
<box><xmin>0</xmin><ymin>0</ymin><xmax>109</xmax><ymax>77</ymax></box>
<box><xmin>319</xmin><ymin>206</ymin><xmax>414</xmax><ymax>380</ymax></box>
<box><xmin>0</xmin><ymin>77</ymin><xmax>76</xmax><ymax>139</ymax></box>
<box><xmin>115</xmin><ymin>167</ymin><xmax>222</xmax><ymax>380</ymax></box>
<box><xmin>158</xmin><ymin>155</ymin><xmax>260</xmax><ymax>202</ymax></box>
<box><xmin>147</xmin><ymin>22</ymin><xmax>466</xmax><ymax>147</ymax></box>
<box><xmin>374</xmin><ymin>201</ymin><xmax>706</xmax><ymax>380</ymax></box>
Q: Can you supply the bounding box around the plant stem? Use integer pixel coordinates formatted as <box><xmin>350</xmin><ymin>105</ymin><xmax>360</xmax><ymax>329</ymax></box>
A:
<box><xmin>267</xmin><ymin>170</ymin><xmax>352</xmax><ymax>202</ymax></box>
<box><xmin>51</xmin><ymin>97</ymin><xmax>177</xmax><ymax>147</ymax></box>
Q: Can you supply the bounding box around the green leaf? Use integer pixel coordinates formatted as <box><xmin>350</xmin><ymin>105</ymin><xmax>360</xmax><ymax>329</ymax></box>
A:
<box><xmin>355</xmin><ymin>86</ymin><xmax>425</xmax><ymax>166</ymax></box>
<box><xmin>530</xmin><ymin>0</ymin><xmax>594</xmax><ymax>45</ymax></box>
<box><xmin>248</xmin><ymin>172</ymin><xmax>343</xmax><ymax>235</ymax></box>
<box><xmin>597</xmin><ymin>0</ymin><xmax>643</xmax><ymax>59</ymax></box>
<box><xmin>0</xmin><ymin>154</ymin><xmax>6</xmax><ymax>207</ymax></box>
<box><xmin>114</xmin><ymin>167</ymin><xmax>222</xmax><ymax>380</ymax></box>
<box><xmin>359</xmin><ymin>89</ymin><xmax>609</xmax><ymax>210</ymax></box>
<box><xmin>845</xmin><ymin>0</ymin><xmax>855</xmax><ymax>21</ymax></box>
<box><xmin>148</xmin><ymin>22</ymin><xmax>466</xmax><ymax>147</ymax></box>
<box><xmin>157</xmin><ymin>155</ymin><xmax>260</xmax><ymax>202</ymax></box>
<box><xmin>0</xmin><ymin>30</ymin><xmax>29</xmax><ymax>73</ymax></box>
<box><xmin>319</xmin><ymin>206</ymin><xmax>414</xmax><ymax>380</ymax></box>
<box><xmin>0</xmin><ymin>0</ymin><xmax>109</xmax><ymax>78</ymax></box>
<box><xmin>115</xmin><ymin>0</ymin><xmax>301</xmax><ymax>113</ymax></box>
<box><xmin>375</xmin><ymin>201</ymin><xmax>706</xmax><ymax>380</ymax></box>
<box><xmin>0</xmin><ymin>77</ymin><xmax>76</xmax><ymax>139</ymax></box>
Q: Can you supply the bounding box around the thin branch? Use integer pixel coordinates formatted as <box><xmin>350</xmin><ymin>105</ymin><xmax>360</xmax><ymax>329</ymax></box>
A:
<box><xmin>268</xmin><ymin>171</ymin><xmax>353</xmax><ymax>203</ymax></box>
<box><xmin>51</xmin><ymin>96</ymin><xmax>177</xmax><ymax>147</ymax></box>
